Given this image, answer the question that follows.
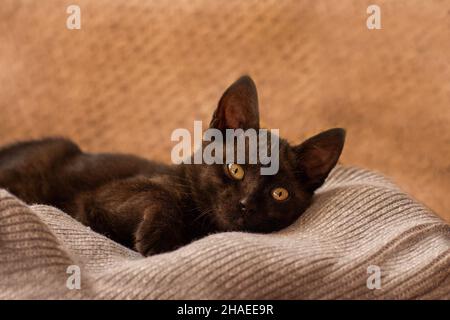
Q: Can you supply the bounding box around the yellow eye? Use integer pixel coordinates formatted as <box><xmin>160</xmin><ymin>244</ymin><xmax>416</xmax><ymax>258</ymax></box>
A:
<box><xmin>272</xmin><ymin>187</ymin><xmax>289</xmax><ymax>201</ymax></box>
<box><xmin>226</xmin><ymin>163</ymin><xmax>244</xmax><ymax>180</ymax></box>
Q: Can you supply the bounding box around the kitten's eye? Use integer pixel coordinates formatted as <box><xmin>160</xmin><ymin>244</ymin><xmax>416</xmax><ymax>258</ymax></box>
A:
<box><xmin>272</xmin><ymin>187</ymin><xmax>289</xmax><ymax>201</ymax></box>
<box><xmin>225</xmin><ymin>163</ymin><xmax>244</xmax><ymax>180</ymax></box>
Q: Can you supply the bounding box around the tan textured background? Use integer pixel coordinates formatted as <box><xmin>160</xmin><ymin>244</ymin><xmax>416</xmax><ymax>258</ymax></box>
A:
<box><xmin>0</xmin><ymin>0</ymin><xmax>449</xmax><ymax>221</ymax></box>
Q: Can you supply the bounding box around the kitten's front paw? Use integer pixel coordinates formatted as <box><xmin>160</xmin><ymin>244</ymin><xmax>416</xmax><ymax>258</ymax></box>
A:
<box><xmin>134</xmin><ymin>237</ymin><xmax>157</xmax><ymax>257</ymax></box>
<box><xmin>134</xmin><ymin>216</ymin><xmax>185</xmax><ymax>256</ymax></box>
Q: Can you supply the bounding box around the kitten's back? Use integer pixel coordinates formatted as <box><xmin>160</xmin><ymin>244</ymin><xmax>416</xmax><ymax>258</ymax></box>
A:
<box><xmin>0</xmin><ymin>137</ymin><xmax>171</xmax><ymax>208</ymax></box>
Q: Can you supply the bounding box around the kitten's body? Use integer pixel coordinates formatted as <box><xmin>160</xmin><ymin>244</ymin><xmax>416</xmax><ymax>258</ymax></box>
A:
<box><xmin>0</xmin><ymin>76</ymin><xmax>345</xmax><ymax>256</ymax></box>
<box><xmin>0</xmin><ymin>137</ymin><xmax>211</xmax><ymax>253</ymax></box>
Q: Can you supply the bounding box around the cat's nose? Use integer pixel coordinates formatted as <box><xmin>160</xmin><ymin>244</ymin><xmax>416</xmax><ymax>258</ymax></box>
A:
<box><xmin>239</xmin><ymin>198</ymin><xmax>251</xmax><ymax>213</ymax></box>
<box><xmin>239</xmin><ymin>199</ymin><xmax>248</xmax><ymax>213</ymax></box>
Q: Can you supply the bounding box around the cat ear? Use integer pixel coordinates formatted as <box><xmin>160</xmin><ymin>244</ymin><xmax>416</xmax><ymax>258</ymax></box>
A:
<box><xmin>210</xmin><ymin>75</ymin><xmax>260</xmax><ymax>130</ymax></box>
<box><xmin>293</xmin><ymin>128</ymin><xmax>346</xmax><ymax>191</ymax></box>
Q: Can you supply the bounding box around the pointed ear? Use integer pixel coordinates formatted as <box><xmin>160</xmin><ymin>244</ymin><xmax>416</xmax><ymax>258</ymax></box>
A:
<box><xmin>210</xmin><ymin>75</ymin><xmax>260</xmax><ymax>130</ymax></box>
<box><xmin>293</xmin><ymin>128</ymin><xmax>346</xmax><ymax>191</ymax></box>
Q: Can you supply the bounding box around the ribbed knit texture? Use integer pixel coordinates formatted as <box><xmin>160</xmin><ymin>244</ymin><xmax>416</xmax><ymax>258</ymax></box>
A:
<box><xmin>0</xmin><ymin>166</ymin><xmax>448</xmax><ymax>299</ymax></box>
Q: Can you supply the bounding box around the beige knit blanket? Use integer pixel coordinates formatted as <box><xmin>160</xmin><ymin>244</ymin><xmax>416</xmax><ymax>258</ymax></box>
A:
<box><xmin>0</xmin><ymin>166</ymin><xmax>449</xmax><ymax>299</ymax></box>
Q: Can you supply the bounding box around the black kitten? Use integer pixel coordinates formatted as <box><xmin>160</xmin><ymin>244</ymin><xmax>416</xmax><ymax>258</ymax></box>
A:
<box><xmin>0</xmin><ymin>76</ymin><xmax>345</xmax><ymax>256</ymax></box>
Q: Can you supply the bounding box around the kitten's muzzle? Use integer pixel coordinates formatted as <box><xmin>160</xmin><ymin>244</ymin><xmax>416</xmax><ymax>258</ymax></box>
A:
<box><xmin>239</xmin><ymin>198</ymin><xmax>254</xmax><ymax>215</ymax></box>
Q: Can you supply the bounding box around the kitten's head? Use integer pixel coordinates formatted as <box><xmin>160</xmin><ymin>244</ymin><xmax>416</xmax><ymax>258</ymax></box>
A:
<box><xmin>189</xmin><ymin>76</ymin><xmax>345</xmax><ymax>233</ymax></box>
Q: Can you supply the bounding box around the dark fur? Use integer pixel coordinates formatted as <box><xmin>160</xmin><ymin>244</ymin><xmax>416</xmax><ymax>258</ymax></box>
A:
<box><xmin>0</xmin><ymin>76</ymin><xmax>345</xmax><ymax>256</ymax></box>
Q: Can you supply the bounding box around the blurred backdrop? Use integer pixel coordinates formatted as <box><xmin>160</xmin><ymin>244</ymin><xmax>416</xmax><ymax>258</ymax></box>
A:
<box><xmin>0</xmin><ymin>0</ymin><xmax>449</xmax><ymax>221</ymax></box>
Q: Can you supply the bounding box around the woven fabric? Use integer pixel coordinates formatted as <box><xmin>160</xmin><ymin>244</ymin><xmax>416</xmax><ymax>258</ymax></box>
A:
<box><xmin>0</xmin><ymin>0</ymin><xmax>449</xmax><ymax>220</ymax></box>
<box><xmin>0</xmin><ymin>166</ymin><xmax>448</xmax><ymax>299</ymax></box>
